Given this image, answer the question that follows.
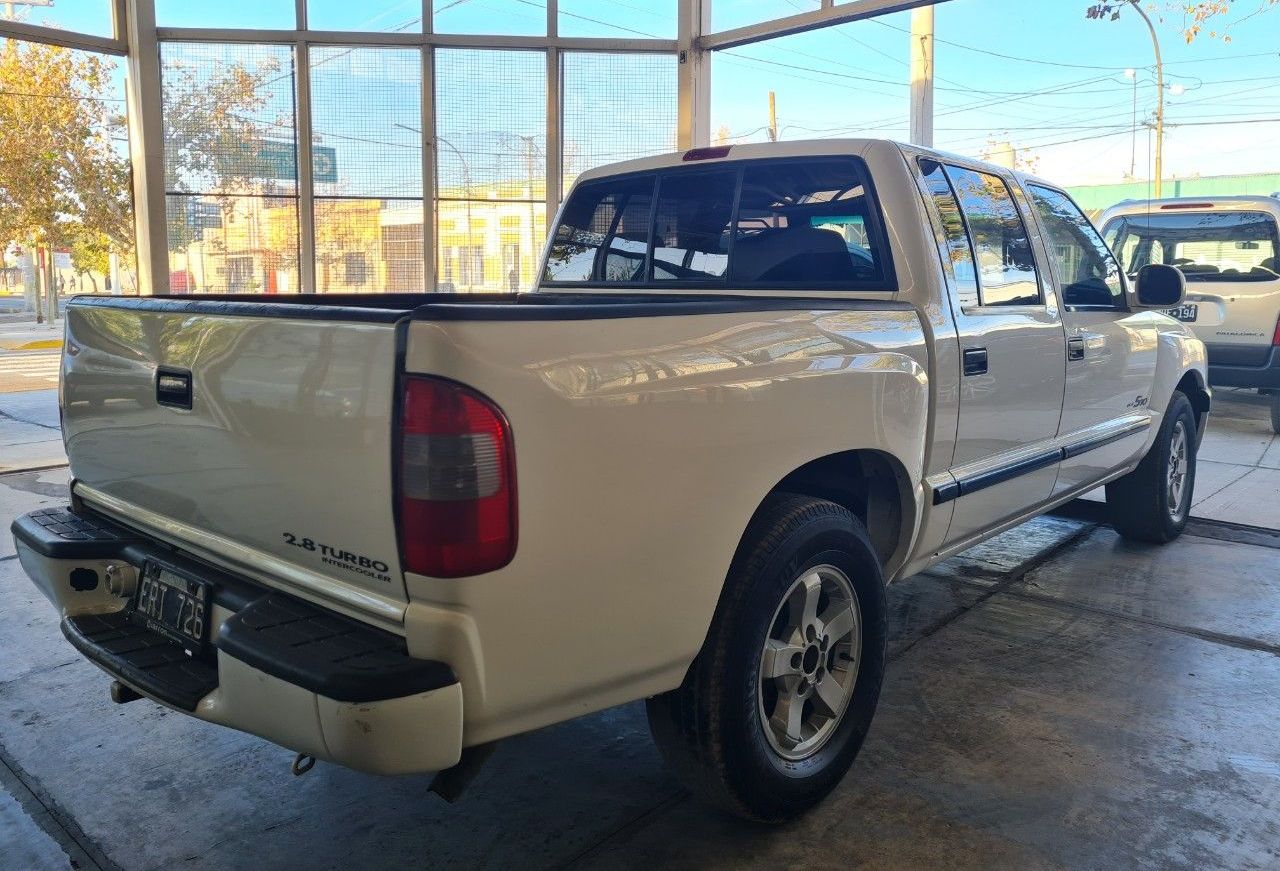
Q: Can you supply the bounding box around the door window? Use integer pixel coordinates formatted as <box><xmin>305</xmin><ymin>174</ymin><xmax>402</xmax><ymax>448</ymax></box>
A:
<box><xmin>944</xmin><ymin>166</ymin><xmax>1041</xmax><ymax>306</ymax></box>
<box><xmin>919</xmin><ymin>159</ymin><xmax>980</xmax><ymax>307</ymax></box>
<box><xmin>1027</xmin><ymin>185</ymin><xmax>1124</xmax><ymax>309</ymax></box>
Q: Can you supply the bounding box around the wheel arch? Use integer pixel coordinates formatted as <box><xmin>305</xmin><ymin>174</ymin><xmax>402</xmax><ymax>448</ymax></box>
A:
<box><xmin>1176</xmin><ymin>368</ymin><xmax>1211</xmax><ymax>446</ymax></box>
<box><xmin>753</xmin><ymin>448</ymin><xmax>917</xmax><ymax>579</ymax></box>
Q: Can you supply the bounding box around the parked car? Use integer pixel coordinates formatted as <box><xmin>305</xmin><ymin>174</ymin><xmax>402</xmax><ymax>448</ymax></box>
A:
<box><xmin>1099</xmin><ymin>196</ymin><xmax>1280</xmax><ymax>432</ymax></box>
<box><xmin>12</xmin><ymin>140</ymin><xmax>1209</xmax><ymax>823</ymax></box>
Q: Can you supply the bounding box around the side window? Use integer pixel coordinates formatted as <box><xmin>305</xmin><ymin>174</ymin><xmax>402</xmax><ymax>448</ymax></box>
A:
<box><xmin>543</xmin><ymin>176</ymin><xmax>654</xmax><ymax>283</ymax></box>
<box><xmin>730</xmin><ymin>160</ymin><xmax>885</xmax><ymax>286</ymax></box>
<box><xmin>651</xmin><ymin>169</ymin><xmax>737</xmax><ymax>281</ymax></box>
<box><xmin>919</xmin><ymin>159</ymin><xmax>980</xmax><ymax>307</ymax></box>
<box><xmin>1027</xmin><ymin>185</ymin><xmax>1124</xmax><ymax>309</ymax></box>
<box><xmin>944</xmin><ymin>166</ymin><xmax>1041</xmax><ymax>306</ymax></box>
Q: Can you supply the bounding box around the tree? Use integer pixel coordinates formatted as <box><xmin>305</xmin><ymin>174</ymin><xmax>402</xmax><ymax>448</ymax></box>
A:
<box><xmin>0</xmin><ymin>39</ymin><xmax>132</xmax><ymax>296</ymax></box>
<box><xmin>161</xmin><ymin>53</ymin><xmax>290</xmax><ymax>255</ymax></box>
<box><xmin>1087</xmin><ymin>1</ymin><xmax>1279</xmax><ymax>43</ymax></box>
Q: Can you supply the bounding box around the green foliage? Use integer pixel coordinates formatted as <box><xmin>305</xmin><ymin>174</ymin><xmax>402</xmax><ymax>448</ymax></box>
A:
<box><xmin>0</xmin><ymin>39</ymin><xmax>131</xmax><ymax>255</ymax></box>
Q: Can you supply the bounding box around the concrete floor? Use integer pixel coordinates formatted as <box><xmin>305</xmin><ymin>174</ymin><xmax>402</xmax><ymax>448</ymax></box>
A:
<box><xmin>3</xmin><ymin>410</ymin><xmax>1280</xmax><ymax>869</ymax></box>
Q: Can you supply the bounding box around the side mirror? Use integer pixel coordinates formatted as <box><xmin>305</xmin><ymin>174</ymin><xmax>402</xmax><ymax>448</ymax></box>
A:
<box><xmin>1134</xmin><ymin>263</ymin><xmax>1186</xmax><ymax>308</ymax></box>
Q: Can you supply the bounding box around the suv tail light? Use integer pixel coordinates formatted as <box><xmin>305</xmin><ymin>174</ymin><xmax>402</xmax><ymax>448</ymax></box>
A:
<box><xmin>397</xmin><ymin>376</ymin><xmax>516</xmax><ymax>578</ymax></box>
<box><xmin>1273</xmin><ymin>314</ymin><xmax>1280</xmax><ymax>346</ymax></box>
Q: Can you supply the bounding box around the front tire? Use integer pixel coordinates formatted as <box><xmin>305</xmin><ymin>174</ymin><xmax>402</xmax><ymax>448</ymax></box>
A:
<box><xmin>646</xmin><ymin>494</ymin><xmax>886</xmax><ymax>823</ymax></box>
<box><xmin>1106</xmin><ymin>391</ymin><xmax>1197</xmax><ymax>543</ymax></box>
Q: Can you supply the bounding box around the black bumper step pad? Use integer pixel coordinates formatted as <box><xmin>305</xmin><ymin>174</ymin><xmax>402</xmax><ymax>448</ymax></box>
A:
<box><xmin>62</xmin><ymin>612</ymin><xmax>217</xmax><ymax>711</ymax></box>
<box><xmin>13</xmin><ymin>507</ymin><xmax>141</xmax><ymax>560</ymax></box>
<box><xmin>217</xmin><ymin>594</ymin><xmax>455</xmax><ymax>703</ymax></box>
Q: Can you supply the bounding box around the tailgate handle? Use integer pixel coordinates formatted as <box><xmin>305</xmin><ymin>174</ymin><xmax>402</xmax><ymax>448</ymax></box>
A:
<box><xmin>156</xmin><ymin>368</ymin><xmax>193</xmax><ymax>410</ymax></box>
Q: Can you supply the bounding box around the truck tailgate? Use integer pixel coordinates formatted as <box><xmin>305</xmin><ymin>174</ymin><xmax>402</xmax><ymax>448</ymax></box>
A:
<box><xmin>61</xmin><ymin>299</ymin><xmax>408</xmax><ymax>616</ymax></box>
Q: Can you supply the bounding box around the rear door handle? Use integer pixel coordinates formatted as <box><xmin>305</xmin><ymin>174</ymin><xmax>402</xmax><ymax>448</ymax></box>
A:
<box><xmin>1067</xmin><ymin>337</ymin><xmax>1085</xmax><ymax>361</ymax></box>
<box><xmin>963</xmin><ymin>347</ymin><xmax>988</xmax><ymax>376</ymax></box>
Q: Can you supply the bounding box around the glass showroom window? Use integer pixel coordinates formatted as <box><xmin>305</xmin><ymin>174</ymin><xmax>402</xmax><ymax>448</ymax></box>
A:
<box><xmin>435</xmin><ymin>48</ymin><xmax>546</xmax><ymax>293</ymax></box>
<box><xmin>161</xmin><ymin>43</ymin><xmax>299</xmax><ymax>294</ymax></box>
<box><xmin>306</xmin><ymin>1</ymin><xmax>424</xmax><ymax>34</ymax></box>
<box><xmin>155</xmin><ymin>1</ymin><xmax>297</xmax><ymax>30</ymax></box>
<box><xmin>0</xmin><ymin>38</ymin><xmax>136</xmax><ymax>301</ymax></box>
<box><xmin>562</xmin><ymin>52</ymin><xmax>677</xmax><ymax>193</ymax></box>
<box><xmin>310</xmin><ymin>46</ymin><xmax>423</xmax><ymax>293</ymax></box>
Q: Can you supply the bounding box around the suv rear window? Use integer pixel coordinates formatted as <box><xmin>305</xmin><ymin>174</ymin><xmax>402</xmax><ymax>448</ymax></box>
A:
<box><xmin>1102</xmin><ymin>211</ymin><xmax>1280</xmax><ymax>282</ymax></box>
<box><xmin>543</xmin><ymin>157</ymin><xmax>889</xmax><ymax>290</ymax></box>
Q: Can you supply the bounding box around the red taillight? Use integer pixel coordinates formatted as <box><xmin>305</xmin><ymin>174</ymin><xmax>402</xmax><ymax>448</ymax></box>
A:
<box><xmin>397</xmin><ymin>376</ymin><xmax>516</xmax><ymax>578</ymax></box>
<box><xmin>1273</xmin><ymin>314</ymin><xmax>1280</xmax><ymax>347</ymax></box>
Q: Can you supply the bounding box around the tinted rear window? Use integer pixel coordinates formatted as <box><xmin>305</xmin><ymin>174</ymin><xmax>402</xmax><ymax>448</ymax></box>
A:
<box><xmin>543</xmin><ymin>176</ymin><xmax>655</xmax><ymax>283</ymax></box>
<box><xmin>652</xmin><ymin>170</ymin><xmax>737</xmax><ymax>281</ymax></box>
<box><xmin>543</xmin><ymin>157</ymin><xmax>889</xmax><ymax>290</ymax></box>
<box><xmin>731</xmin><ymin>161</ymin><xmax>884</xmax><ymax>285</ymax></box>
<box><xmin>1102</xmin><ymin>211</ymin><xmax>1279</xmax><ymax>282</ymax></box>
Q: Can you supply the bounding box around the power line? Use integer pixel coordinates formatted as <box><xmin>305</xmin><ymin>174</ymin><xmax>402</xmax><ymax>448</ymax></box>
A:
<box><xmin>868</xmin><ymin>17</ymin><xmax>1280</xmax><ymax>73</ymax></box>
<box><xmin>868</xmin><ymin>18</ymin><xmax>1135</xmax><ymax>71</ymax></box>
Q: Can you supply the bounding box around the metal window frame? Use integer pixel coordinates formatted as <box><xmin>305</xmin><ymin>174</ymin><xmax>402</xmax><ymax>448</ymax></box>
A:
<box><xmin>101</xmin><ymin>1</ymin><xmax>952</xmax><ymax>295</ymax></box>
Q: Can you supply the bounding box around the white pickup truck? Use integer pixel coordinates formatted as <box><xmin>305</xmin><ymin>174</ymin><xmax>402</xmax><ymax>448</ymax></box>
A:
<box><xmin>12</xmin><ymin>140</ymin><xmax>1209</xmax><ymax>822</ymax></box>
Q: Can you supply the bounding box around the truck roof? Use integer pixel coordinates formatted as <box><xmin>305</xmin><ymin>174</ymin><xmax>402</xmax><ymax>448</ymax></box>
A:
<box><xmin>571</xmin><ymin>138</ymin><xmax>1037</xmax><ymax>188</ymax></box>
<box><xmin>1100</xmin><ymin>195</ymin><xmax>1280</xmax><ymax>222</ymax></box>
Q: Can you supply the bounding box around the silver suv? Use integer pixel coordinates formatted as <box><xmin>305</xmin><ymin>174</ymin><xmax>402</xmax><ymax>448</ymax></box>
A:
<box><xmin>1100</xmin><ymin>196</ymin><xmax>1280</xmax><ymax>432</ymax></box>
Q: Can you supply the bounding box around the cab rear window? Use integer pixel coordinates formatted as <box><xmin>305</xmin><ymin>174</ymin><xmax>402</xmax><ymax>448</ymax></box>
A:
<box><xmin>1102</xmin><ymin>211</ymin><xmax>1280</xmax><ymax>282</ymax></box>
<box><xmin>543</xmin><ymin>157</ymin><xmax>890</xmax><ymax>290</ymax></box>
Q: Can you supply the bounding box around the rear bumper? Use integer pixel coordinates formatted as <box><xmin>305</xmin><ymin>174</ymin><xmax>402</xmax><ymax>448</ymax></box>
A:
<box><xmin>1206</xmin><ymin>344</ymin><xmax>1280</xmax><ymax>390</ymax></box>
<box><xmin>10</xmin><ymin>507</ymin><xmax>464</xmax><ymax>775</ymax></box>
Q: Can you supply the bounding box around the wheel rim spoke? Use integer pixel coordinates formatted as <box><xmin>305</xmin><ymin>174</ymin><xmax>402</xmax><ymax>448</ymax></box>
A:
<box><xmin>819</xmin><ymin>605</ymin><xmax>856</xmax><ymax>645</ymax></box>
<box><xmin>762</xmin><ymin>639</ymin><xmax>805</xmax><ymax>680</ymax></box>
<box><xmin>771</xmin><ymin>688</ymin><xmax>805</xmax><ymax>745</ymax></box>
<box><xmin>791</xmin><ymin>571</ymin><xmax>822</xmax><ymax>629</ymax></box>
<box><xmin>812</xmin><ymin>674</ymin><xmax>845</xmax><ymax>717</ymax></box>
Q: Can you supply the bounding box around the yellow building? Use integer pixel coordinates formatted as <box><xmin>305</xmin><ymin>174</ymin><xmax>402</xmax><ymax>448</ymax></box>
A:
<box><xmin>168</xmin><ymin>184</ymin><xmax>546</xmax><ymax>295</ymax></box>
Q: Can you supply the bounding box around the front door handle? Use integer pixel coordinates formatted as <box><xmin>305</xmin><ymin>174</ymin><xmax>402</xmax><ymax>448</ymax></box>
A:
<box><xmin>1067</xmin><ymin>337</ymin><xmax>1085</xmax><ymax>361</ymax></box>
<box><xmin>963</xmin><ymin>347</ymin><xmax>988</xmax><ymax>376</ymax></box>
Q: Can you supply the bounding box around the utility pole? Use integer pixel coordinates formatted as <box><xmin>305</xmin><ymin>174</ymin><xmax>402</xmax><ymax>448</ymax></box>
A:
<box><xmin>909</xmin><ymin>5</ymin><xmax>935</xmax><ymax>147</ymax></box>
<box><xmin>1124</xmin><ymin>68</ymin><xmax>1137</xmax><ymax>179</ymax></box>
<box><xmin>1129</xmin><ymin>0</ymin><xmax>1164</xmax><ymax>198</ymax></box>
<box><xmin>767</xmin><ymin>91</ymin><xmax>778</xmax><ymax>142</ymax></box>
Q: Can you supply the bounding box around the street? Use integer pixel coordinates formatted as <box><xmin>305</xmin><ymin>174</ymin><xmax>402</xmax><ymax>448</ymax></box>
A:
<box><xmin>0</xmin><ymin>347</ymin><xmax>59</xmax><ymax>393</ymax></box>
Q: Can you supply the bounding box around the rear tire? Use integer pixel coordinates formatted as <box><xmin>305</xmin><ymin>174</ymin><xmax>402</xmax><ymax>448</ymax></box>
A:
<box><xmin>1106</xmin><ymin>391</ymin><xmax>1197</xmax><ymax>543</ymax></box>
<box><xmin>1269</xmin><ymin>392</ymin><xmax>1280</xmax><ymax>435</ymax></box>
<box><xmin>646</xmin><ymin>493</ymin><xmax>886</xmax><ymax>823</ymax></box>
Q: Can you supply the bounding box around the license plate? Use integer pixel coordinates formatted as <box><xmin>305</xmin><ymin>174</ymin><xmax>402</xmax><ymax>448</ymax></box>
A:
<box><xmin>132</xmin><ymin>563</ymin><xmax>210</xmax><ymax>653</ymax></box>
<box><xmin>1164</xmin><ymin>303</ymin><xmax>1198</xmax><ymax>322</ymax></box>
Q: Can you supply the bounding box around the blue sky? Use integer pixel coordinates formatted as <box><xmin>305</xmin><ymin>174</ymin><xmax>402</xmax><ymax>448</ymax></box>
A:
<box><xmin>20</xmin><ymin>0</ymin><xmax>1280</xmax><ymax>186</ymax></box>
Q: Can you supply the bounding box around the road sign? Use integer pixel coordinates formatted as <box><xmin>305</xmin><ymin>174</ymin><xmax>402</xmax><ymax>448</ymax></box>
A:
<box><xmin>313</xmin><ymin>147</ymin><xmax>337</xmax><ymax>184</ymax></box>
<box><xmin>254</xmin><ymin>140</ymin><xmax>337</xmax><ymax>184</ymax></box>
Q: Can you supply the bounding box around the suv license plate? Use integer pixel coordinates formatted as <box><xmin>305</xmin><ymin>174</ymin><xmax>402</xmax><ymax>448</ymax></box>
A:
<box><xmin>1165</xmin><ymin>303</ymin><xmax>1198</xmax><ymax>322</ymax></box>
<box><xmin>132</xmin><ymin>563</ymin><xmax>210</xmax><ymax>653</ymax></box>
